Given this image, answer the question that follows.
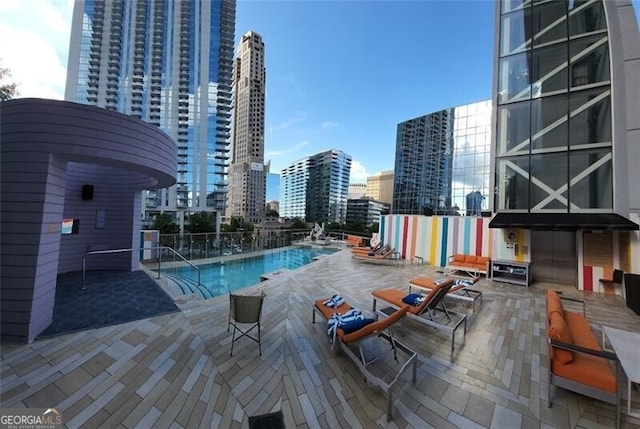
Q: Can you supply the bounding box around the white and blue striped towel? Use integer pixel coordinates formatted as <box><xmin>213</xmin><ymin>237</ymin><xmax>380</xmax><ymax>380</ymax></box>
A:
<box><xmin>327</xmin><ymin>308</ymin><xmax>364</xmax><ymax>344</ymax></box>
<box><xmin>453</xmin><ymin>279</ymin><xmax>474</xmax><ymax>288</ymax></box>
<box><xmin>323</xmin><ymin>294</ymin><xmax>345</xmax><ymax>308</ymax></box>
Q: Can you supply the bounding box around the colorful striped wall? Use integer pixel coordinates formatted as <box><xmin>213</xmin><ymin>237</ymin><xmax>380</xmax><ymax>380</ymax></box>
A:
<box><xmin>380</xmin><ymin>215</ymin><xmax>492</xmax><ymax>267</ymax></box>
<box><xmin>578</xmin><ymin>213</ymin><xmax>640</xmax><ymax>295</ymax></box>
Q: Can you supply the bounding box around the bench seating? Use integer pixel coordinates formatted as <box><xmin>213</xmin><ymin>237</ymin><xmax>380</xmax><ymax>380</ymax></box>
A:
<box><xmin>444</xmin><ymin>254</ymin><xmax>490</xmax><ymax>278</ymax></box>
<box><xmin>345</xmin><ymin>235</ymin><xmax>364</xmax><ymax>247</ymax></box>
<box><xmin>546</xmin><ymin>289</ymin><xmax>620</xmax><ymax>428</ymax></box>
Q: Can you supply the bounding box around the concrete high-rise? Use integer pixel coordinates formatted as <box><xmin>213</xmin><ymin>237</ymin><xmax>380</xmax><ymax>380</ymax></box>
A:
<box><xmin>227</xmin><ymin>31</ymin><xmax>266</xmax><ymax>224</ymax></box>
<box><xmin>65</xmin><ymin>0</ymin><xmax>236</xmax><ymax>228</ymax></box>
<box><xmin>365</xmin><ymin>170</ymin><xmax>394</xmax><ymax>204</ymax></box>
<box><xmin>280</xmin><ymin>149</ymin><xmax>352</xmax><ymax>223</ymax></box>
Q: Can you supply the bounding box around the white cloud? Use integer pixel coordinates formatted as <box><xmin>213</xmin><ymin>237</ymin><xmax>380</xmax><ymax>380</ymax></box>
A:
<box><xmin>349</xmin><ymin>160</ymin><xmax>369</xmax><ymax>183</ymax></box>
<box><xmin>0</xmin><ymin>0</ymin><xmax>73</xmax><ymax>100</ymax></box>
<box><xmin>321</xmin><ymin>121</ymin><xmax>339</xmax><ymax>128</ymax></box>
<box><xmin>268</xmin><ymin>111</ymin><xmax>307</xmax><ymax>133</ymax></box>
<box><xmin>265</xmin><ymin>140</ymin><xmax>310</xmax><ymax>159</ymax></box>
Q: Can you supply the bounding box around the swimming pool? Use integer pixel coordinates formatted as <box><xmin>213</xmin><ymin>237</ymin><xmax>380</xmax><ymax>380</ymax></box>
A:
<box><xmin>165</xmin><ymin>246</ymin><xmax>338</xmax><ymax>298</ymax></box>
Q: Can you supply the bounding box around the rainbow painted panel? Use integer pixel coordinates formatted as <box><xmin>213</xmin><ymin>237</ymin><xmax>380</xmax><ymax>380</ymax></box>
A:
<box><xmin>380</xmin><ymin>215</ymin><xmax>491</xmax><ymax>266</ymax></box>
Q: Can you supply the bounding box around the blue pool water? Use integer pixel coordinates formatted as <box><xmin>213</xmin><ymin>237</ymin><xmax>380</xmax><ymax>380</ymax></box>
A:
<box><xmin>167</xmin><ymin>246</ymin><xmax>338</xmax><ymax>298</ymax></box>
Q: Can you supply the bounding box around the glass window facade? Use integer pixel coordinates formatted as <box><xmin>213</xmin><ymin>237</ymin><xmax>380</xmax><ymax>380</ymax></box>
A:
<box><xmin>495</xmin><ymin>0</ymin><xmax>612</xmax><ymax>213</ymax></box>
<box><xmin>280</xmin><ymin>150</ymin><xmax>352</xmax><ymax>223</ymax></box>
<box><xmin>65</xmin><ymin>0</ymin><xmax>236</xmax><ymax>222</ymax></box>
<box><xmin>393</xmin><ymin>100</ymin><xmax>491</xmax><ymax>216</ymax></box>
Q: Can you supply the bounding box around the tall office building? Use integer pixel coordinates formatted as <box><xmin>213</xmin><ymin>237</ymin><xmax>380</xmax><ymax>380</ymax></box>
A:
<box><xmin>393</xmin><ymin>100</ymin><xmax>491</xmax><ymax>215</ymax></box>
<box><xmin>365</xmin><ymin>170</ymin><xmax>394</xmax><ymax>204</ymax></box>
<box><xmin>227</xmin><ymin>31</ymin><xmax>266</xmax><ymax>224</ymax></box>
<box><xmin>65</xmin><ymin>0</ymin><xmax>236</xmax><ymax>226</ymax></box>
<box><xmin>280</xmin><ymin>149</ymin><xmax>352</xmax><ymax>223</ymax></box>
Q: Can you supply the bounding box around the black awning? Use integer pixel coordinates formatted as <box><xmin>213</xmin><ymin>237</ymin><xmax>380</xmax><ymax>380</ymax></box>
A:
<box><xmin>488</xmin><ymin>212</ymin><xmax>639</xmax><ymax>231</ymax></box>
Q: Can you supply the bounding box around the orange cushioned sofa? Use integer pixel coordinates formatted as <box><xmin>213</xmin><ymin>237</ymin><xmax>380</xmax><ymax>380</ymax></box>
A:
<box><xmin>444</xmin><ymin>254</ymin><xmax>491</xmax><ymax>278</ymax></box>
<box><xmin>546</xmin><ymin>289</ymin><xmax>620</xmax><ymax>428</ymax></box>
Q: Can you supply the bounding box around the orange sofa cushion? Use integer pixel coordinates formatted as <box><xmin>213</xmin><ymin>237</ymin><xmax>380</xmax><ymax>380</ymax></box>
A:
<box><xmin>453</xmin><ymin>254</ymin><xmax>465</xmax><ymax>262</ymax></box>
<box><xmin>476</xmin><ymin>256</ymin><xmax>490</xmax><ymax>266</ymax></box>
<box><xmin>551</xmin><ymin>350</ymin><xmax>617</xmax><ymax>393</ymax></box>
<box><xmin>342</xmin><ymin>305</ymin><xmax>409</xmax><ymax>343</ymax></box>
<box><xmin>464</xmin><ymin>255</ymin><xmax>478</xmax><ymax>263</ymax></box>
<box><xmin>546</xmin><ymin>290</ymin><xmax>564</xmax><ymax>317</ymax></box>
<box><xmin>547</xmin><ymin>312</ymin><xmax>574</xmax><ymax>364</ymax></box>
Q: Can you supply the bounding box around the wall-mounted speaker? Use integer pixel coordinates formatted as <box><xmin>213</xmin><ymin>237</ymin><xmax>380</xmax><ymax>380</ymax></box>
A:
<box><xmin>82</xmin><ymin>184</ymin><xmax>94</xmax><ymax>200</ymax></box>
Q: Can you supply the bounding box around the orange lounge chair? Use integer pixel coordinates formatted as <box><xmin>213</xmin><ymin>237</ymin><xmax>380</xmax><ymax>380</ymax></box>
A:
<box><xmin>312</xmin><ymin>297</ymin><xmax>416</xmax><ymax>421</ymax></box>
<box><xmin>371</xmin><ymin>280</ymin><xmax>467</xmax><ymax>360</ymax></box>
<box><xmin>409</xmin><ymin>276</ymin><xmax>483</xmax><ymax>315</ymax></box>
<box><xmin>352</xmin><ymin>245</ymin><xmax>396</xmax><ymax>263</ymax></box>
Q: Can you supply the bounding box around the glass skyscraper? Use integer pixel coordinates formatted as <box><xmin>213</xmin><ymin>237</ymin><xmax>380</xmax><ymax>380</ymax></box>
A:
<box><xmin>393</xmin><ymin>100</ymin><xmax>492</xmax><ymax>216</ymax></box>
<box><xmin>65</xmin><ymin>0</ymin><xmax>236</xmax><ymax>226</ymax></box>
<box><xmin>280</xmin><ymin>149</ymin><xmax>352</xmax><ymax>223</ymax></box>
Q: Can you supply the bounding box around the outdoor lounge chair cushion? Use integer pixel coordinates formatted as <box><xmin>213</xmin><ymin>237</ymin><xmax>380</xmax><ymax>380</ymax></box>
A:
<box><xmin>546</xmin><ymin>290</ymin><xmax>564</xmax><ymax>317</ymax></box>
<box><xmin>340</xmin><ymin>317</ymin><xmax>375</xmax><ymax>334</ymax></box>
<box><xmin>373</xmin><ymin>284</ymin><xmax>448</xmax><ymax>316</ymax></box>
<box><xmin>314</xmin><ymin>298</ymin><xmax>409</xmax><ymax>344</ymax></box>
<box><xmin>547</xmin><ymin>311</ymin><xmax>574</xmax><ymax>364</ymax></box>
<box><xmin>341</xmin><ymin>305</ymin><xmax>409</xmax><ymax>343</ymax></box>
<box><xmin>402</xmin><ymin>293</ymin><xmax>424</xmax><ymax>306</ymax></box>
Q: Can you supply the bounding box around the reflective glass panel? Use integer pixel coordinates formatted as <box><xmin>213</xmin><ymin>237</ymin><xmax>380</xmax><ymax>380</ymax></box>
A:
<box><xmin>497</xmin><ymin>102</ymin><xmax>530</xmax><ymax>155</ymax></box>
<box><xmin>500</xmin><ymin>8</ymin><xmax>532</xmax><ymax>56</ymax></box>
<box><xmin>569</xmin><ymin>149</ymin><xmax>612</xmax><ymax>209</ymax></box>
<box><xmin>502</xmin><ymin>0</ymin><xmax>527</xmax><ymax>14</ymax></box>
<box><xmin>531</xmin><ymin>94</ymin><xmax>568</xmax><ymax>151</ymax></box>
<box><xmin>569</xmin><ymin>0</ymin><xmax>606</xmax><ymax>36</ymax></box>
<box><xmin>498</xmin><ymin>53</ymin><xmax>532</xmax><ymax>103</ymax></box>
<box><xmin>532</xmin><ymin>1</ymin><xmax>567</xmax><ymax>47</ymax></box>
<box><xmin>530</xmin><ymin>152</ymin><xmax>568</xmax><ymax>210</ymax></box>
<box><xmin>531</xmin><ymin>44</ymin><xmax>568</xmax><ymax>96</ymax></box>
<box><xmin>496</xmin><ymin>157</ymin><xmax>530</xmax><ymax>210</ymax></box>
<box><xmin>569</xmin><ymin>86</ymin><xmax>611</xmax><ymax>146</ymax></box>
<box><xmin>569</xmin><ymin>35</ymin><xmax>610</xmax><ymax>87</ymax></box>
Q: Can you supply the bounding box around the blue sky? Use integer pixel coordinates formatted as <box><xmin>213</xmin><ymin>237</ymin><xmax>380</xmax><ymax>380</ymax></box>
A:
<box><xmin>235</xmin><ymin>0</ymin><xmax>496</xmax><ymax>180</ymax></box>
<box><xmin>1</xmin><ymin>0</ymin><xmax>639</xmax><ymax>182</ymax></box>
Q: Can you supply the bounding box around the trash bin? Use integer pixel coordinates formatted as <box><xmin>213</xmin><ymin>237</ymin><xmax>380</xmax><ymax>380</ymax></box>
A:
<box><xmin>623</xmin><ymin>273</ymin><xmax>640</xmax><ymax>315</ymax></box>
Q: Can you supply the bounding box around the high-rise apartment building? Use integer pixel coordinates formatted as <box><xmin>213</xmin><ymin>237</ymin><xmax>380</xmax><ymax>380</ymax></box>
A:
<box><xmin>280</xmin><ymin>149</ymin><xmax>352</xmax><ymax>223</ymax></box>
<box><xmin>227</xmin><ymin>31</ymin><xmax>266</xmax><ymax>224</ymax></box>
<box><xmin>65</xmin><ymin>0</ymin><xmax>236</xmax><ymax>226</ymax></box>
<box><xmin>393</xmin><ymin>100</ymin><xmax>491</xmax><ymax>215</ymax></box>
<box><xmin>365</xmin><ymin>170</ymin><xmax>394</xmax><ymax>204</ymax></box>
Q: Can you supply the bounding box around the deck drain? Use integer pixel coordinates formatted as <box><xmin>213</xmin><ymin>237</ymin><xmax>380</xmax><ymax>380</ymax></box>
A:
<box><xmin>248</xmin><ymin>410</ymin><xmax>284</xmax><ymax>429</ymax></box>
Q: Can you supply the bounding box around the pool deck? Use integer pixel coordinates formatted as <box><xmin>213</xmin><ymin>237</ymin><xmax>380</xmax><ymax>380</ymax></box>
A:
<box><xmin>2</xmin><ymin>249</ymin><xmax>640</xmax><ymax>428</ymax></box>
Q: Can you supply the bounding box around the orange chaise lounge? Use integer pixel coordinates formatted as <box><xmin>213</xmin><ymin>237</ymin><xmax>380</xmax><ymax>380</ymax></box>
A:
<box><xmin>371</xmin><ymin>279</ymin><xmax>467</xmax><ymax>360</ymax></box>
<box><xmin>312</xmin><ymin>297</ymin><xmax>416</xmax><ymax>421</ymax></box>
<box><xmin>352</xmin><ymin>244</ymin><xmax>396</xmax><ymax>263</ymax></box>
<box><xmin>409</xmin><ymin>276</ymin><xmax>483</xmax><ymax>314</ymax></box>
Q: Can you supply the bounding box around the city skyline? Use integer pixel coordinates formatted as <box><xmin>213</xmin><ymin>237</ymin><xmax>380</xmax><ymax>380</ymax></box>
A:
<box><xmin>1</xmin><ymin>0</ymin><xmax>639</xmax><ymax>183</ymax></box>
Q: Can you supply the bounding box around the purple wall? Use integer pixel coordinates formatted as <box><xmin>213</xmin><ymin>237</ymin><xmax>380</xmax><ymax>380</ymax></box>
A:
<box><xmin>1</xmin><ymin>99</ymin><xmax>177</xmax><ymax>342</ymax></box>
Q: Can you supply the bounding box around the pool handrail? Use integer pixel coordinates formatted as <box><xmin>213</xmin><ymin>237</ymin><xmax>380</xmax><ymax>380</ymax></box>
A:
<box><xmin>82</xmin><ymin>246</ymin><xmax>201</xmax><ymax>290</ymax></box>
